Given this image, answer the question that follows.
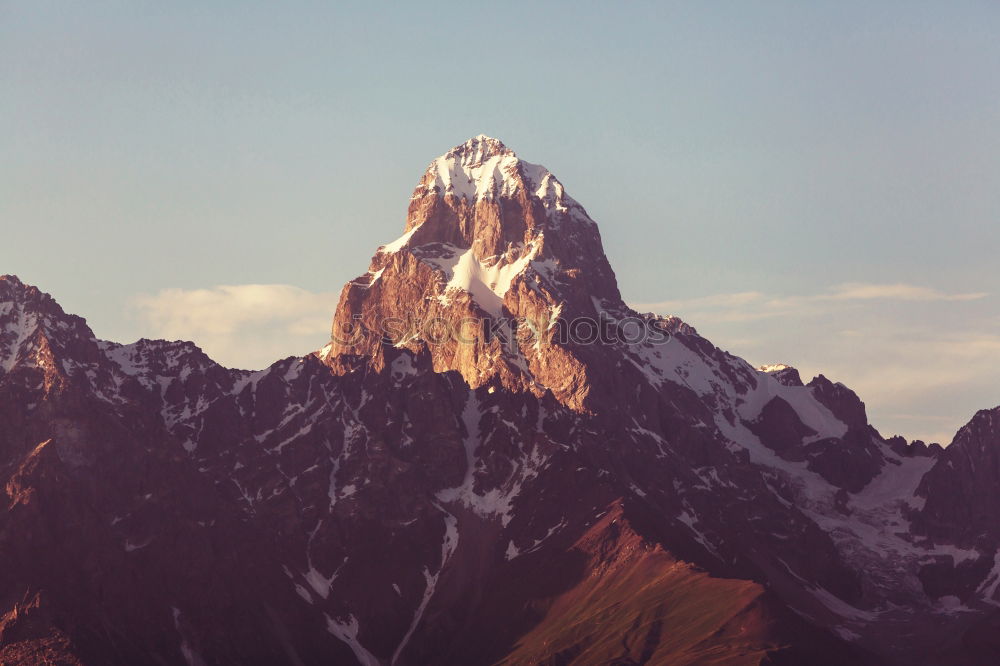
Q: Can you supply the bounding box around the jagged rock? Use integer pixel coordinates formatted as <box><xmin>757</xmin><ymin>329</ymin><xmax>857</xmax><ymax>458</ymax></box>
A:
<box><xmin>0</xmin><ymin>138</ymin><xmax>997</xmax><ymax>664</ymax></box>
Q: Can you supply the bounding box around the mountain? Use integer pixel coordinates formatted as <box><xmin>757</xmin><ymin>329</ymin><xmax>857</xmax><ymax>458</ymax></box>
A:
<box><xmin>1</xmin><ymin>136</ymin><xmax>999</xmax><ymax>665</ymax></box>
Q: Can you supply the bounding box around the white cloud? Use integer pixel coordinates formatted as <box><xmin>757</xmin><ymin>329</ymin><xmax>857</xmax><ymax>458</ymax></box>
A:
<box><xmin>630</xmin><ymin>282</ymin><xmax>997</xmax><ymax>445</ymax></box>
<box><xmin>133</xmin><ymin>284</ymin><xmax>338</xmax><ymax>369</ymax></box>
<box><xmin>633</xmin><ymin>282</ymin><xmax>986</xmax><ymax>316</ymax></box>
<box><xmin>824</xmin><ymin>282</ymin><xmax>987</xmax><ymax>302</ymax></box>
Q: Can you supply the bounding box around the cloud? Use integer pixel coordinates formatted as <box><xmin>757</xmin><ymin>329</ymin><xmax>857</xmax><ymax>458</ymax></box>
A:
<box><xmin>632</xmin><ymin>282</ymin><xmax>987</xmax><ymax>316</ymax></box>
<box><xmin>634</xmin><ymin>291</ymin><xmax>767</xmax><ymax>312</ymax></box>
<box><xmin>133</xmin><ymin>284</ymin><xmax>339</xmax><ymax>369</ymax></box>
<box><xmin>824</xmin><ymin>282</ymin><xmax>987</xmax><ymax>302</ymax></box>
<box><xmin>629</xmin><ymin>282</ymin><xmax>997</xmax><ymax>445</ymax></box>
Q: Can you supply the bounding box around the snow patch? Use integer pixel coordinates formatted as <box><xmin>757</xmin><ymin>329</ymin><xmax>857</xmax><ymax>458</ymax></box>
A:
<box><xmin>436</xmin><ymin>392</ymin><xmax>546</xmax><ymax>526</ymax></box>
<box><xmin>171</xmin><ymin>607</ymin><xmax>206</xmax><ymax>666</ymax></box>
<box><xmin>325</xmin><ymin>614</ymin><xmax>380</xmax><ymax>666</ymax></box>
<box><xmin>392</xmin><ymin>506</ymin><xmax>459</xmax><ymax>665</ymax></box>
<box><xmin>421</xmin><ymin>243</ymin><xmax>539</xmax><ymax>318</ymax></box>
<box><xmin>379</xmin><ymin>228</ymin><xmax>417</xmax><ymax>254</ymax></box>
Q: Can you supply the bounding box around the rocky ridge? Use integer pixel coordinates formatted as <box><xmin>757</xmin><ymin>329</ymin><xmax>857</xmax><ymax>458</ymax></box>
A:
<box><xmin>1</xmin><ymin>137</ymin><xmax>999</xmax><ymax>664</ymax></box>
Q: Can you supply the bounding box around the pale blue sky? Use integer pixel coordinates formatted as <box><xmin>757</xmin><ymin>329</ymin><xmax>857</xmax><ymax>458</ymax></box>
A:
<box><xmin>3</xmin><ymin>1</ymin><xmax>998</xmax><ymax>443</ymax></box>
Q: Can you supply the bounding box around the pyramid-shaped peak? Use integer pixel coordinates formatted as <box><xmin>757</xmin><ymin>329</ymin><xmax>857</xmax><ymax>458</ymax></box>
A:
<box><xmin>1</xmin><ymin>274</ymin><xmax>48</xmax><ymax>304</ymax></box>
<box><xmin>443</xmin><ymin>135</ymin><xmax>516</xmax><ymax>167</ymax></box>
<box><xmin>407</xmin><ymin>136</ymin><xmax>593</xmax><ymax>237</ymax></box>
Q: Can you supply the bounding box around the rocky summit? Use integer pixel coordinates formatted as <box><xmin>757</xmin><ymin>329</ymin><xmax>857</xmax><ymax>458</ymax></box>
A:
<box><xmin>2</xmin><ymin>137</ymin><xmax>1000</xmax><ymax>665</ymax></box>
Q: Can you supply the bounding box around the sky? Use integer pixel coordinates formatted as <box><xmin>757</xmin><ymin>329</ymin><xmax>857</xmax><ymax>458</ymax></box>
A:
<box><xmin>2</xmin><ymin>1</ymin><xmax>998</xmax><ymax>445</ymax></box>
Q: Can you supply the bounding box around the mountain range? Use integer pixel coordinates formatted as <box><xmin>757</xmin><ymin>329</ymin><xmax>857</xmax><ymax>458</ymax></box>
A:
<box><xmin>2</xmin><ymin>135</ymin><xmax>999</xmax><ymax>665</ymax></box>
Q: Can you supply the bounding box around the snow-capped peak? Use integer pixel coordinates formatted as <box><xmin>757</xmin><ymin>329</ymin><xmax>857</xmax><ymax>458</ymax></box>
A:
<box><xmin>416</xmin><ymin>135</ymin><xmax>520</xmax><ymax>202</ymax></box>
<box><xmin>445</xmin><ymin>135</ymin><xmax>515</xmax><ymax>167</ymax></box>
<box><xmin>363</xmin><ymin>138</ymin><xmax>611</xmax><ymax>321</ymax></box>
<box><xmin>412</xmin><ymin>135</ymin><xmax>582</xmax><ymax>217</ymax></box>
<box><xmin>757</xmin><ymin>363</ymin><xmax>804</xmax><ymax>387</ymax></box>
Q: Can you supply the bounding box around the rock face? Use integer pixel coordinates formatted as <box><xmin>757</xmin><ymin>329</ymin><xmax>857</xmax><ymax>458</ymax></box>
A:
<box><xmin>1</xmin><ymin>137</ymin><xmax>999</xmax><ymax>665</ymax></box>
<box><xmin>328</xmin><ymin>134</ymin><xmax>627</xmax><ymax>412</ymax></box>
<box><xmin>917</xmin><ymin>407</ymin><xmax>1000</xmax><ymax>548</ymax></box>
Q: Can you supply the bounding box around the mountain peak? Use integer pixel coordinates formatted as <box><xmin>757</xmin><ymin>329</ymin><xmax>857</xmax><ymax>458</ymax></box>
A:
<box><xmin>331</xmin><ymin>139</ymin><xmax>624</xmax><ymax>405</ymax></box>
<box><xmin>757</xmin><ymin>363</ymin><xmax>803</xmax><ymax>387</ymax></box>
<box><xmin>0</xmin><ymin>275</ymin><xmax>100</xmax><ymax>379</ymax></box>
<box><xmin>413</xmin><ymin>135</ymin><xmax>523</xmax><ymax>205</ymax></box>
<box><xmin>1</xmin><ymin>274</ymin><xmax>59</xmax><ymax>313</ymax></box>
<box><xmin>444</xmin><ymin>135</ymin><xmax>515</xmax><ymax>166</ymax></box>
<box><xmin>405</xmin><ymin>136</ymin><xmax>593</xmax><ymax>251</ymax></box>
<box><xmin>390</xmin><ymin>139</ymin><xmax>615</xmax><ymax>297</ymax></box>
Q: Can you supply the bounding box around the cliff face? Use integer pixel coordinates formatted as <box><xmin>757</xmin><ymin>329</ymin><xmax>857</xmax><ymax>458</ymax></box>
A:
<box><xmin>328</xmin><ymin>134</ymin><xmax>627</xmax><ymax>412</ymax></box>
<box><xmin>917</xmin><ymin>407</ymin><xmax>1000</xmax><ymax>549</ymax></box>
<box><xmin>0</xmin><ymin>137</ymin><xmax>998</xmax><ymax>665</ymax></box>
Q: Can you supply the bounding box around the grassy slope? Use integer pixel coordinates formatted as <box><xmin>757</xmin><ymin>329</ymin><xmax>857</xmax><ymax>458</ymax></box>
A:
<box><xmin>497</xmin><ymin>504</ymin><xmax>780</xmax><ymax>666</ymax></box>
